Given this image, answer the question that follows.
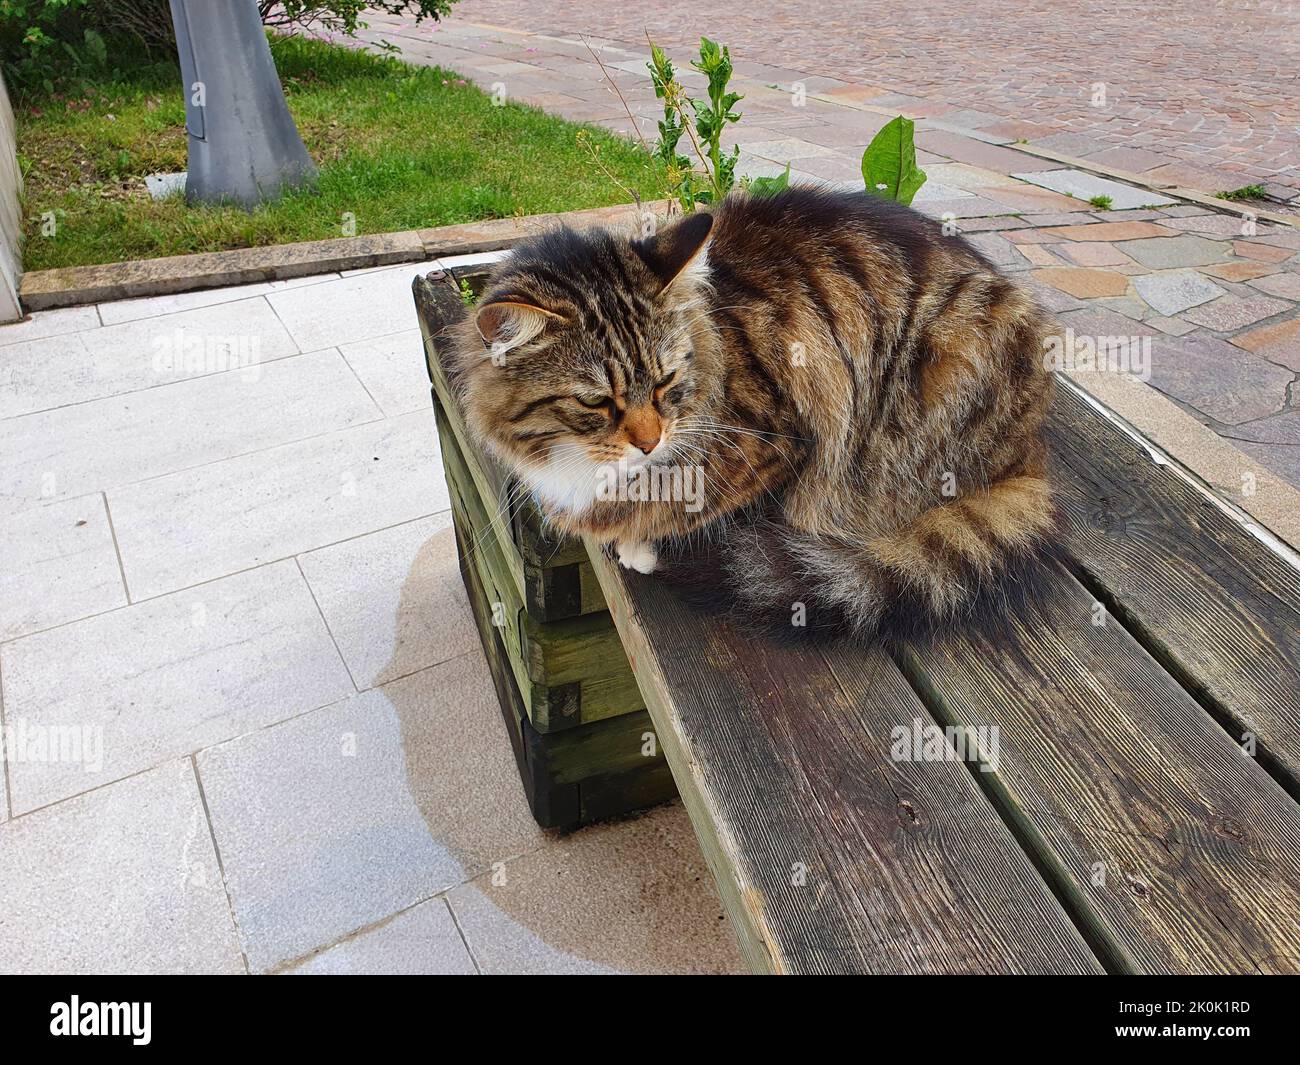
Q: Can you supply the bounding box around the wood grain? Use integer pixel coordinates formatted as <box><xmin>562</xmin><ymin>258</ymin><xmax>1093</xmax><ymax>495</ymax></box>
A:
<box><xmin>1049</xmin><ymin>383</ymin><xmax>1300</xmax><ymax>790</ymax></box>
<box><xmin>896</xmin><ymin>558</ymin><xmax>1300</xmax><ymax>974</ymax></box>
<box><xmin>587</xmin><ymin>545</ymin><xmax>1103</xmax><ymax>974</ymax></box>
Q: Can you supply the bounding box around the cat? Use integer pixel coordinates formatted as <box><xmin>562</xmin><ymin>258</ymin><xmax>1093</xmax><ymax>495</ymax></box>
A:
<box><xmin>445</xmin><ymin>185</ymin><xmax>1055</xmax><ymax>640</ymax></box>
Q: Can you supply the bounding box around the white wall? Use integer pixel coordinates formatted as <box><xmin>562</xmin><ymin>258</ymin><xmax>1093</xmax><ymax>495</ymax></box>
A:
<box><xmin>0</xmin><ymin>73</ymin><xmax>23</xmax><ymax>322</ymax></box>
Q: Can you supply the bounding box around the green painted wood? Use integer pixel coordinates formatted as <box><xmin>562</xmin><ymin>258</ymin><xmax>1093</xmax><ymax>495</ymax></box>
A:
<box><xmin>455</xmin><ymin>521</ymin><xmax>674</xmax><ymax>828</ymax></box>
<box><xmin>586</xmin><ymin>543</ymin><xmax>1104</xmax><ymax>975</ymax></box>
<box><xmin>895</xmin><ymin>556</ymin><xmax>1300</xmax><ymax>974</ymax></box>
<box><xmin>440</xmin><ymin>413</ymin><xmax>643</xmax><ymax>731</ymax></box>
<box><xmin>1049</xmin><ymin>381</ymin><xmax>1300</xmax><ymax>791</ymax></box>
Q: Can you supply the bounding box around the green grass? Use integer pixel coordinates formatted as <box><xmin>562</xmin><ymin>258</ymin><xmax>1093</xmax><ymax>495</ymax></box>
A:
<box><xmin>1087</xmin><ymin>194</ymin><xmax>1113</xmax><ymax>210</ymax></box>
<box><xmin>17</xmin><ymin>34</ymin><xmax>666</xmax><ymax>271</ymax></box>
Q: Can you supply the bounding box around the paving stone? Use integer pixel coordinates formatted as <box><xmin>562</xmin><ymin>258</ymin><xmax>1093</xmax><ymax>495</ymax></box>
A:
<box><xmin>1233</xmin><ymin>241</ymin><xmax>1294</xmax><ymax>264</ymax></box>
<box><xmin>1180</xmin><ymin>294</ymin><xmax>1291</xmax><ymax>332</ymax></box>
<box><xmin>1091</xmin><ymin>210</ymin><xmax>1168</xmax><ymax>222</ymax></box>
<box><xmin>1081</xmin><ymin>146</ymin><xmax>1171</xmax><ymax>172</ymax></box>
<box><xmin>286</xmin><ymin>898</ymin><xmax>477</xmax><ymax>975</ymax></box>
<box><xmin>1006</xmin><ymin>229</ymin><xmax>1066</xmax><ymax>245</ymax></box>
<box><xmin>1012</xmin><ymin>169</ymin><xmax>1176</xmax><ymax>210</ymax></box>
<box><xmin>0</xmin><ymin>298</ymin><xmax>299</xmax><ymax>420</ymax></box>
<box><xmin>912</xmin><ymin>181</ymin><xmax>978</xmax><ymax>202</ymax></box>
<box><xmin>1120</xmin><ymin>234</ymin><xmax>1230</xmax><ymax>269</ymax></box>
<box><xmin>1146</xmin><ymin>315</ymin><xmax>1199</xmax><ymax>337</ymax></box>
<box><xmin>921</xmin><ymin>163</ymin><xmax>1018</xmax><ymax>191</ymax></box>
<box><xmin>1200</xmin><ymin>261</ymin><xmax>1280</xmax><ymax>282</ymax></box>
<box><xmin>0</xmin><ymin>305</ymin><xmax>100</xmax><ymax>346</ymax></box>
<box><xmin>447</xmin><ymin>803</ymin><xmax>744</xmax><ymax>975</ymax></box>
<box><xmin>1161</xmin><ymin>214</ymin><xmax>1259</xmax><ymax>238</ymax></box>
<box><xmin>108</xmin><ymin>410</ymin><xmax>448</xmax><ymax>599</ymax></box>
<box><xmin>1149</xmin><ymin>333</ymin><xmax>1292</xmax><ymax>423</ymax></box>
<box><xmin>979</xmin><ymin>183</ymin><xmax>1083</xmax><ymax>213</ymax></box>
<box><xmin>0</xmin><ymin>760</ymin><xmax>244</xmax><ymax>974</ymax></box>
<box><xmin>198</xmin><ymin>657</ymin><xmax>546</xmax><ymax>972</ymax></box>
<box><xmin>736</xmin><ymin>137</ymin><xmax>838</xmax><ymax>162</ymax></box>
<box><xmin>1019</xmin><ymin>212</ymin><xmax>1098</xmax><ymax>227</ymax></box>
<box><xmin>337</xmin><ymin>328</ymin><xmax>431</xmax><ymax>417</ymax></box>
<box><xmin>0</xmin><ymin>348</ymin><xmax>381</xmax><ymax>511</ymax></box>
<box><xmin>1056</xmin><ymin>242</ymin><xmax>1135</xmax><ymax>268</ymax></box>
<box><xmin>1246</xmin><ymin>273</ymin><xmax>1300</xmax><ymax>300</ymax></box>
<box><xmin>964</xmin><ymin>233</ymin><xmax>1029</xmax><ymax>268</ymax></box>
<box><xmin>1042</xmin><ymin>221</ymin><xmax>1175</xmax><ymax>242</ymax></box>
<box><xmin>1250</xmin><ymin>231</ymin><xmax>1300</xmax><ymax>251</ymax></box>
<box><xmin>267</xmin><ymin>268</ymin><xmax>436</xmax><ymax>351</ymax></box>
<box><xmin>951</xmin><ymin>215</ymin><xmax>1030</xmax><ymax>233</ymax></box>
<box><xmin>1132</xmin><ymin>270</ymin><xmax>1226</xmax><ymax>316</ymax></box>
<box><xmin>913</xmin><ymin>130</ymin><xmax>1045</xmax><ymax>174</ymax></box>
<box><xmin>0</xmin><ymin>497</ymin><xmax>126</xmax><ymax>642</ymax></box>
<box><xmin>1229</xmin><ymin>318</ymin><xmax>1300</xmax><ymax>371</ymax></box>
<box><xmin>298</xmin><ymin>514</ymin><xmax>477</xmax><ymax>690</ymax></box>
<box><xmin>1031</xmin><ymin>267</ymin><xmax>1130</xmax><ymax>299</ymax></box>
<box><xmin>1143</xmin><ymin>161</ymin><xmax>1243</xmax><ymax>193</ymax></box>
<box><xmin>1017</xmin><ymin>243</ymin><xmax>1064</xmax><ymax>267</ymax></box>
<box><xmin>913</xmin><ymin>197</ymin><xmax>1015</xmax><ymax>220</ymax></box>
<box><xmin>0</xmin><ymin>560</ymin><xmax>354</xmax><ymax>813</ymax></box>
<box><xmin>1095</xmin><ymin>295</ymin><xmax>1156</xmax><ymax>321</ymax></box>
<box><xmin>1019</xmin><ymin>278</ymin><xmax>1086</xmax><ymax>312</ymax></box>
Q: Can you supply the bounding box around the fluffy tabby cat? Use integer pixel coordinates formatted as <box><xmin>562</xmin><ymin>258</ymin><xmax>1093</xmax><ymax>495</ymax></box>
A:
<box><xmin>447</xmin><ymin>186</ymin><xmax>1055</xmax><ymax>639</ymax></box>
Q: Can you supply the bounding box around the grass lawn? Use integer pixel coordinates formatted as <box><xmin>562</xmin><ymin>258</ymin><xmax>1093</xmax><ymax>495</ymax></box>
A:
<box><xmin>17</xmin><ymin>34</ymin><xmax>666</xmax><ymax>271</ymax></box>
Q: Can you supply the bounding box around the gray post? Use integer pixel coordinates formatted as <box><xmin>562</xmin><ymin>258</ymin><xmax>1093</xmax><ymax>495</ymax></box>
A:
<box><xmin>170</xmin><ymin>0</ymin><xmax>318</xmax><ymax>208</ymax></box>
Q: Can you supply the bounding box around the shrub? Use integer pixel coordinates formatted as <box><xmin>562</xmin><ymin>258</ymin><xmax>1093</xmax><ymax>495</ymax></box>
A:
<box><xmin>0</xmin><ymin>0</ymin><xmax>459</xmax><ymax>98</ymax></box>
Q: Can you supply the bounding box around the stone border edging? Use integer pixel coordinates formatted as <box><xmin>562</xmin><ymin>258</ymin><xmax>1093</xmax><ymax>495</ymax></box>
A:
<box><xmin>17</xmin><ymin>200</ymin><xmax>670</xmax><ymax>312</ymax></box>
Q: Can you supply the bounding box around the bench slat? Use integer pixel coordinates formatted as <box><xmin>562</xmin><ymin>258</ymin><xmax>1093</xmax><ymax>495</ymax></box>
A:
<box><xmin>1049</xmin><ymin>382</ymin><xmax>1300</xmax><ymax>789</ymax></box>
<box><xmin>588</xmin><ymin>548</ymin><xmax>1103</xmax><ymax>974</ymax></box>
<box><xmin>897</xmin><ymin>560</ymin><xmax>1300</xmax><ymax>974</ymax></box>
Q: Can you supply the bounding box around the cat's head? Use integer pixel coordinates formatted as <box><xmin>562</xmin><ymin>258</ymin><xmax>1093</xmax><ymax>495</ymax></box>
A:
<box><xmin>449</xmin><ymin>212</ymin><xmax>719</xmax><ymax>495</ymax></box>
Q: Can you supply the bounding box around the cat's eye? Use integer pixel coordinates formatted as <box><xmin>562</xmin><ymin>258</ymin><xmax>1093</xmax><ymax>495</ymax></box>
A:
<box><xmin>571</xmin><ymin>395</ymin><xmax>615</xmax><ymax>416</ymax></box>
<box><xmin>654</xmin><ymin>371</ymin><xmax>677</xmax><ymax>391</ymax></box>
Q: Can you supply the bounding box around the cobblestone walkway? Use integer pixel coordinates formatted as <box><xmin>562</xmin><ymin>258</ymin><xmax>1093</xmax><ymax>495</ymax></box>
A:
<box><xmin>451</xmin><ymin>0</ymin><xmax>1300</xmax><ymax>206</ymax></box>
<box><xmin>346</xmin><ymin>11</ymin><xmax>1300</xmax><ymax>493</ymax></box>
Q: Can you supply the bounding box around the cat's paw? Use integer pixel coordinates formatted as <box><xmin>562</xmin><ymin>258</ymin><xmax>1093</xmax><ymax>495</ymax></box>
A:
<box><xmin>616</xmin><ymin>540</ymin><xmax>659</xmax><ymax>574</ymax></box>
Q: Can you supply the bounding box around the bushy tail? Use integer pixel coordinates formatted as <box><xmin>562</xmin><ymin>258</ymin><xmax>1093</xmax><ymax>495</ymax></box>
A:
<box><xmin>719</xmin><ymin>475</ymin><xmax>1056</xmax><ymax>642</ymax></box>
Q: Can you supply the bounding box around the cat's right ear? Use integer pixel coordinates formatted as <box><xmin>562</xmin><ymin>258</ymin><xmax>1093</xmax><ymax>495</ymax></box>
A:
<box><xmin>633</xmin><ymin>211</ymin><xmax>715</xmax><ymax>292</ymax></box>
<box><xmin>474</xmin><ymin>295</ymin><xmax>566</xmax><ymax>353</ymax></box>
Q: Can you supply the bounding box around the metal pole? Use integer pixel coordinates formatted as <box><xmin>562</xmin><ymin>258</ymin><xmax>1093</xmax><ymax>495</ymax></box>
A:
<box><xmin>170</xmin><ymin>0</ymin><xmax>318</xmax><ymax>208</ymax></box>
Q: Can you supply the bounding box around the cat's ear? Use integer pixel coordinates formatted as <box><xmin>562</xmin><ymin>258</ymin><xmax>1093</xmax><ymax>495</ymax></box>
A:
<box><xmin>633</xmin><ymin>211</ymin><xmax>714</xmax><ymax>292</ymax></box>
<box><xmin>474</xmin><ymin>294</ymin><xmax>566</xmax><ymax>351</ymax></box>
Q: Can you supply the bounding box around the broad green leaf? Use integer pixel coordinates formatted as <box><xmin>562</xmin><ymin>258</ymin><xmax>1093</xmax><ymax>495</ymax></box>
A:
<box><xmin>747</xmin><ymin>163</ymin><xmax>790</xmax><ymax>198</ymax></box>
<box><xmin>861</xmin><ymin>115</ymin><xmax>927</xmax><ymax>206</ymax></box>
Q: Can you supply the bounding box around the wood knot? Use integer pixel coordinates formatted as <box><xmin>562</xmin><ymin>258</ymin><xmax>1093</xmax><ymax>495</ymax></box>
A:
<box><xmin>1124</xmin><ymin>873</ymin><xmax>1150</xmax><ymax>900</ymax></box>
<box><xmin>896</xmin><ymin>799</ymin><xmax>921</xmax><ymax>827</ymax></box>
<box><xmin>1215</xmin><ymin>816</ymin><xmax>1245</xmax><ymax>841</ymax></box>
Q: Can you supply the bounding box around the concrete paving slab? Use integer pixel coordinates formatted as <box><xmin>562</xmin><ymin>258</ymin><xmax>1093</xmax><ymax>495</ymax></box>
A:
<box><xmin>0</xmin><ymin>560</ymin><xmax>354</xmax><ymax>813</ymax></box>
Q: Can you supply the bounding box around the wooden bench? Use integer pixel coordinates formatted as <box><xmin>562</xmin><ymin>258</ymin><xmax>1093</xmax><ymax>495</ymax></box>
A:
<box><xmin>415</xmin><ymin>265</ymin><xmax>1300</xmax><ymax>975</ymax></box>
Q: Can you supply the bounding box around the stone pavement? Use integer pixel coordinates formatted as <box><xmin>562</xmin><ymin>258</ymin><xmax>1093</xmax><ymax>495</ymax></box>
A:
<box><xmin>0</xmin><ymin>257</ymin><xmax>743</xmax><ymax>975</ymax></box>
<box><xmin>342</xmin><ymin>11</ymin><xmax>1300</xmax><ymax>491</ymax></box>
<box><xmin>422</xmin><ymin>0</ymin><xmax>1300</xmax><ymax>207</ymax></box>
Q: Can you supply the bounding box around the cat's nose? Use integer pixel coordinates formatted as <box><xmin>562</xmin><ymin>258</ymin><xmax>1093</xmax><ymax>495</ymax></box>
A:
<box><xmin>623</xmin><ymin>406</ymin><xmax>662</xmax><ymax>454</ymax></box>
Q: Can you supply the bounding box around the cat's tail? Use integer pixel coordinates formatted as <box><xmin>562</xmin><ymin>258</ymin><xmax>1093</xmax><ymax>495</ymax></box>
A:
<box><xmin>721</xmin><ymin>474</ymin><xmax>1056</xmax><ymax>641</ymax></box>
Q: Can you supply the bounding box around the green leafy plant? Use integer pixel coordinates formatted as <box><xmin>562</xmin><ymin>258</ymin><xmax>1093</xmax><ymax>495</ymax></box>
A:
<box><xmin>1219</xmin><ymin>184</ymin><xmax>1266</xmax><ymax>202</ymax></box>
<box><xmin>860</xmin><ymin>115</ymin><xmax>927</xmax><ymax>206</ymax></box>
<box><xmin>647</xmin><ymin>36</ymin><xmax>744</xmax><ymax>210</ymax></box>
<box><xmin>1088</xmin><ymin>194</ymin><xmax>1113</xmax><ymax>210</ymax></box>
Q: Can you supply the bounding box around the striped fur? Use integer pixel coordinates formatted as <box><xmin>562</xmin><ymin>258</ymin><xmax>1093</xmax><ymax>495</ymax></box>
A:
<box><xmin>446</xmin><ymin>186</ymin><xmax>1056</xmax><ymax>640</ymax></box>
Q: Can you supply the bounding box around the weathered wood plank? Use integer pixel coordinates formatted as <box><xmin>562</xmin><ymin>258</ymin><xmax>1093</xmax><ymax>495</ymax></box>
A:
<box><xmin>1048</xmin><ymin>382</ymin><xmax>1300</xmax><ymax>789</ymax></box>
<box><xmin>896</xmin><ymin>557</ymin><xmax>1300</xmax><ymax>974</ymax></box>
<box><xmin>586</xmin><ymin>545</ymin><xmax>1104</xmax><ymax>975</ymax></box>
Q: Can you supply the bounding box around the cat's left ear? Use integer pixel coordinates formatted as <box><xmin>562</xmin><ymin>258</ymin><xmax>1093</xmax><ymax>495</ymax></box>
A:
<box><xmin>633</xmin><ymin>211</ymin><xmax>714</xmax><ymax>293</ymax></box>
